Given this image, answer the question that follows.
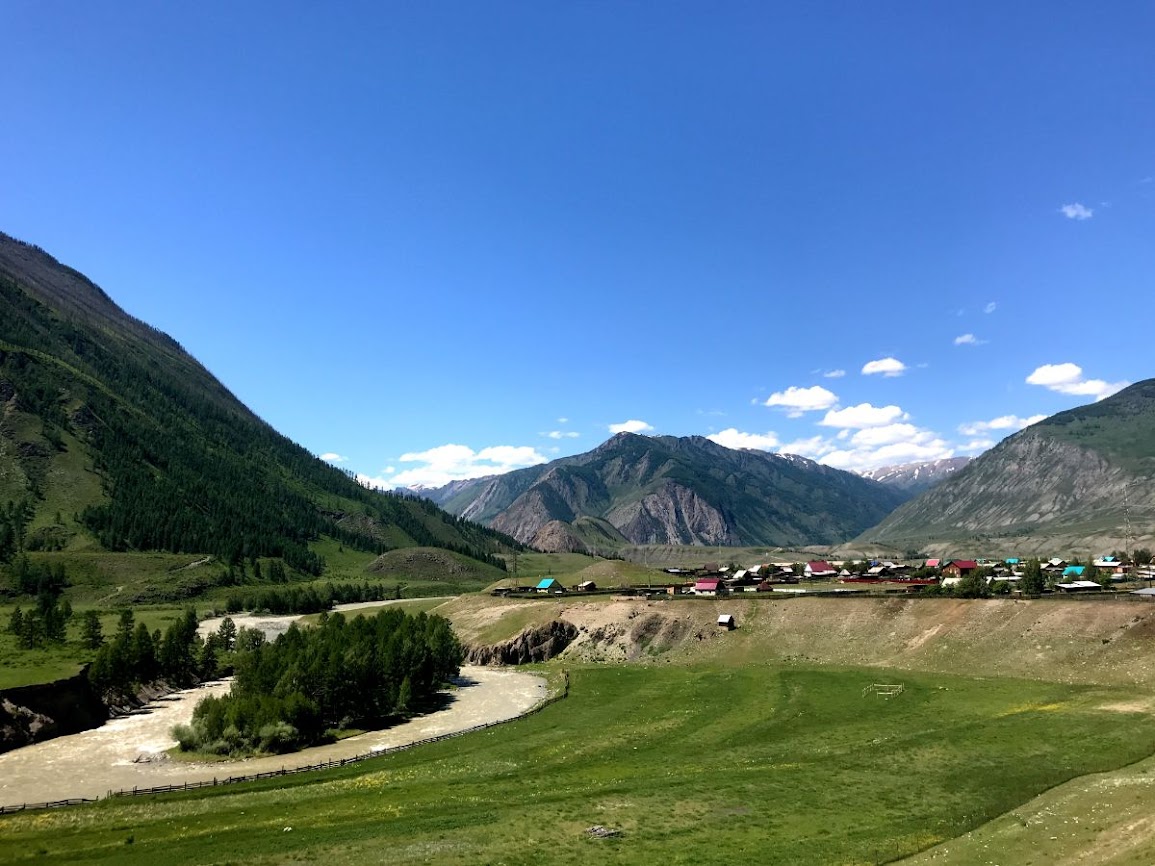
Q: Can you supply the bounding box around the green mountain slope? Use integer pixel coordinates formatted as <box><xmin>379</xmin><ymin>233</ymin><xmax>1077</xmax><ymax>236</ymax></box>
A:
<box><xmin>0</xmin><ymin>232</ymin><xmax>513</xmax><ymax>575</ymax></box>
<box><xmin>858</xmin><ymin>379</ymin><xmax>1155</xmax><ymax>554</ymax></box>
<box><xmin>422</xmin><ymin>432</ymin><xmax>909</xmax><ymax>548</ymax></box>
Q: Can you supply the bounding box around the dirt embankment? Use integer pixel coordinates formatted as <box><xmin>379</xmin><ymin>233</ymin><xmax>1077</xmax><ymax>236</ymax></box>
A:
<box><xmin>447</xmin><ymin>595</ymin><xmax>1155</xmax><ymax>686</ymax></box>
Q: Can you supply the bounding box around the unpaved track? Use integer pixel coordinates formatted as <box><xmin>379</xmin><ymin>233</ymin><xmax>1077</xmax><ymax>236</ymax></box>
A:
<box><xmin>0</xmin><ymin>665</ymin><xmax>546</xmax><ymax>807</ymax></box>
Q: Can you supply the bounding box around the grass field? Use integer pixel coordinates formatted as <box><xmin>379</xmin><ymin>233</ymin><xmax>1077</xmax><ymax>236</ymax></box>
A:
<box><xmin>0</xmin><ymin>603</ymin><xmax>194</xmax><ymax>690</ymax></box>
<box><xmin>3</xmin><ymin>663</ymin><xmax>1153</xmax><ymax>865</ymax></box>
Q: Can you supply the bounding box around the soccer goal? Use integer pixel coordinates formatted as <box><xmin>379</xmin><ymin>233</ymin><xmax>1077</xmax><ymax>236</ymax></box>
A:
<box><xmin>861</xmin><ymin>682</ymin><xmax>905</xmax><ymax>698</ymax></box>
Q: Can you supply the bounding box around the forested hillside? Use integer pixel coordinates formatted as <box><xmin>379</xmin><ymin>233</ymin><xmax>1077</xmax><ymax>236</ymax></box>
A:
<box><xmin>0</xmin><ymin>232</ymin><xmax>515</xmax><ymax>577</ymax></box>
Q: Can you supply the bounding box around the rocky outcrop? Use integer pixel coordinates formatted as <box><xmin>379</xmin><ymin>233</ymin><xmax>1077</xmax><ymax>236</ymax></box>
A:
<box><xmin>607</xmin><ymin>481</ymin><xmax>736</xmax><ymax>545</ymax></box>
<box><xmin>466</xmin><ymin>620</ymin><xmax>578</xmax><ymax>665</ymax></box>
<box><xmin>528</xmin><ymin>520</ymin><xmax>589</xmax><ymax>554</ymax></box>
<box><xmin>0</xmin><ymin>669</ymin><xmax>108</xmax><ymax>754</ymax></box>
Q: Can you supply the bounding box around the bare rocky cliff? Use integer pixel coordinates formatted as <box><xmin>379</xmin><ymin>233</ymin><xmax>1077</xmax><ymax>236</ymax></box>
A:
<box><xmin>607</xmin><ymin>481</ymin><xmax>737</xmax><ymax>545</ymax></box>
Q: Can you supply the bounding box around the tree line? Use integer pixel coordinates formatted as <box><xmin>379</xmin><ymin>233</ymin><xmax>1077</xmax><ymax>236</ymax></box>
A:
<box><xmin>221</xmin><ymin>580</ymin><xmax>402</xmax><ymax>616</ymax></box>
<box><xmin>173</xmin><ymin>608</ymin><xmax>463</xmax><ymax>756</ymax></box>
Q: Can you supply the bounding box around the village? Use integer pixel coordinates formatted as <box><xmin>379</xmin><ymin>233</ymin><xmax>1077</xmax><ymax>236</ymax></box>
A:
<box><xmin>505</xmin><ymin>553</ymin><xmax>1155</xmax><ymax>598</ymax></box>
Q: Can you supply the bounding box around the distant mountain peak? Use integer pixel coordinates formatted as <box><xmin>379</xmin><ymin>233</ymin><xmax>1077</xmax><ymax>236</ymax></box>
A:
<box><xmin>417</xmin><ymin>432</ymin><xmax>909</xmax><ymax>548</ymax></box>
<box><xmin>859</xmin><ymin>457</ymin><xmax>972</xmax><ymax>494</ymax></box>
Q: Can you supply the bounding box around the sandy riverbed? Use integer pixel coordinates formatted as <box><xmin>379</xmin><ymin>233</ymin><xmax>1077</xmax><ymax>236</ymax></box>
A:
<box><xmin>0</xmin><ymin>665</ymin><xmax>546</xmax><ymax>807</ymax></box>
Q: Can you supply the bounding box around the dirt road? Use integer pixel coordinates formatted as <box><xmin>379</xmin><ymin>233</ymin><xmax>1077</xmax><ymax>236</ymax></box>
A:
<box><xmin>0</xmin><ymin>665</ymin><xmax>546</xmax><ymax>807</ymax></box>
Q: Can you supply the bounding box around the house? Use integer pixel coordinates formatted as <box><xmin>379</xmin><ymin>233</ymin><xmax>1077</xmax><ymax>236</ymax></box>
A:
<box><xmin>867</xmin><ymin>565</ymin><xmax>891</xmax><ymax>577</ymax></box>
<box><xmin>941</xmin><ymin>560</ymin><xmax>978</xmax><ymax>578</ymax></box>
<box><xmin>1062</xmin><ymin>565</ymin><xmax>1087</xmax><ymax>579</ymax></box>
<box><xmin>925</xmin><ymin>558</ymin><xmax>942</xmax><ymax>569</ymax></box>
<box><xmin>536</xmin><ymin>578</ymin><xmax>565</xmax><ymax>594</ymax></box>
<box><xmin>805</xmin><ymin>560</ymin><xmax>838</xmax><ymax>579</ymax></box>
<box><xmin>1094</xmin><ymin>556</ymin><xmax>1127</xmax><ymax>574</ymax></box>
<box><xmin>575</xmin><ymin>580</ymin><xmax>597</xmax><ymax>592</ymax></box>
<box><xmin>1043</xmin><ymin>558</ymin><xmax>1068</xmax><ymax>573</ymax></box>
<box><xmin>717</xmin><ymin>614</ymin><xmax>736</xmax><ymax>630</ymax></box>
<box><xmin>1055</xmin><ymin>580</ymin><xmax>1103</xmax><ymax>593</ymax></box>
<box><xmin>693</xmin><ymin>578</ymin><xmax>723</xmax><ymax>596</ymax></box>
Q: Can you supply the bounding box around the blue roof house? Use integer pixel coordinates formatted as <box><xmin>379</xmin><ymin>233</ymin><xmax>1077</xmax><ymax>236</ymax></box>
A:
<box><xmin>536</xmin><ymin>578</ymin><xmax>565</xmax><ymax>594</ymax></box>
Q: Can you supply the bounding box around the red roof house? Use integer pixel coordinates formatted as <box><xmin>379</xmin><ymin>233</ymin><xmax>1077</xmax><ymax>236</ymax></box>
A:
<box><xmin>941</xmin><ymin>560</ymin><xmax>978</xmax><ymax>577</ymax></box>
<box><xmin>805</xmin><ymin>561</ymin><xmax>837</xmax><ymax>578</ymax></box>
<box><xmin>693</xmin><ymin>578</ymin><xmax>723</xmax><ymax>595</ymax></box>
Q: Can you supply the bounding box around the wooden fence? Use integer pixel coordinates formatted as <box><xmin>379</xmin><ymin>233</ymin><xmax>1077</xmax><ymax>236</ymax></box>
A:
<box><xmin>0</xmin><ymin>671</ymin><xmax>570</xmax><ymax>815</ymax></box>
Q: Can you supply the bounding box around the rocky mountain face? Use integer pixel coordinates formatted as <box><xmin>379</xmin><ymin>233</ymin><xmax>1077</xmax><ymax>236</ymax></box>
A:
<box><xmin>859</xmin><ymin>457</ymin><xmax>972</xmax><ymax>495</ymax></box>
<box><xmin>419</xmin><ymin>433</ymin><xmax>909</xmax><ymax>549</ymax></box>
<box><xmin>859</xmin><ymin>380</ymin><xmax>1155</xmax><ymax>554</ymax></box>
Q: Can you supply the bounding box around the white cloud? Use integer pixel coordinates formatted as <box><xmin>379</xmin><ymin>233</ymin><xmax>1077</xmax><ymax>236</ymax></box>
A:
<box><xmin>609</xmin><ymin>419</ymin><xmax>654</xmax><ymax>434</ymax></box>
<box><xmin>707</xmin><ymin>428</ymin><xmax>779</xmax><ymax>451</ymax></box>
<box><xmin>820</xmin><ymin>403</ymin><xmax>909</xmax><ymax>429</ymax></box>
<box><xmin>823</xmin><ymin>369</ymin><xmax>846</xmax><ymax>379</ymax></box>
<box><xmin>542</xmin><ymin>430</ymin><xmax>580</xmax><ymax>439</ymax></box>
<box><xmin>557</xmin><ymin>417</ymin><xmax>569</xmax><ymax>424</ymax></box>
<box><xmin>821</xmin><ymin>438</ymin><xmax>954</xmax><ymax>472</ymax></box>
<box><xmin>1059</xmin><ymin>203</ymin><xmax>1093</xmax><ymax>220</ymax></box>
<box><xmin>777</xmin><ymin>436</ymin><xmax>838</xmax><ymax>460</ymax></box>
<box><xmin>959</xmin><ymin>439</ymin><xmax>995</xmax><ymax>453</ymax></box>
<box><xmin>383</xmin><ymin>442</ymin><xmax>549</xmax><ymax>489</ymax></box>
<box><xmin>781</xmin><ymin>424</ymin><xmax>954</xmax><ymax>472</ymax></box>
<box><xmin>984</xmin><ymin>301</ymin><xmax>997</xmax><ymax>314</ymax></box>
<box><xmin>848</xmin><ymin>423</ymin><xmax>926</xmax><ymax>448</ymax></box>
<box><xmin>861</xmin><ymin>357</ymin><xmax>907</xmax><ymax>377</ymax></box>
<box><xmin>958</xmin><ymin>414</ymin><xmax>1047</xmax><ymax>437</ymax></box>
<box><xmin>1025</xmin><ymin>363</ymin><xmax>1128</xmax><ymax>401</ymax></box>
<box><xmin>320</xmin><ymin>452</ymin><xmax>348</xmax><ymax>464</ymax></box>
<box><xmin>764</xmin><ymin>385</ymin><xmax>838</xmax><ymax>417</ymax></box>
<box><xmin>954</xmin><ymin>334</ymin><xmax>978</xmax><ymax>346</ymax></box>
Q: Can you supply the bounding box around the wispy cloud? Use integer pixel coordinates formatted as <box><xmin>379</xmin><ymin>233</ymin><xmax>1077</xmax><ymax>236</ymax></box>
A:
<box><xmin>764</xmin><ymin>385</ymin><xmax>838</xmax><ymax>417</ymax></box>
<box><xmin>953</xmin><ymin>333</ymin><xmax>986</xmax><ymax>346</ymax></box>
<box><xmin>609</xmin><ymin>419</ymin><xmax>654</xmax><ymax>434</ymax></box>
<box><xmin>819</xmin><ymin>403</ymin><xmax>909</xmax><ymax>429</ymax></box>
<box><xmin>1059</xmin><ymin>203</ymin><xmax>1093</xmax><ymax>220</ymax></box>
<box><xmin>557</xmin><ymin>417</ymin><xmax>569</xmax><ymax>424</ymax></box>
<box><xmin>707</xmin><ymin>428</ymin><xmax>779</xmax><ymax>451</ymax></box>
<box><xmin>542</xmin><ymin>430</ymin><xmax>580</xmax><ymax>440</ymax></box>
<box><xmin>958</xmin><ymin>414</ymin><xmax>1047</xmax><ymax>437</ymax></box>
<box><xmin>861</xmin><ymin>357</ymin><xmax>907</xmax><ymax>377</ymax></box>
<box><xmin>984</xmin><ymin>301</ymin><xmax>997</xmax><ymax>314</ymax></box>
<box><xmin>823</xmin><ymin>369</ymin><xmax>846</xmax><ymax>379</ymax></box>
<box><xmin>1025</xmin><ymin>363</ymin><xmax>1128</xmax><ymax>400</ymax></box>
<box><xmin>320</xmin><ymin>452</ymin><xmax>348</xmax><ymax>464</ymax></box>
<box><xmin>382</xmin><ymin>443</ymin><xmax>548</xmax><ymax>489</ymax></box>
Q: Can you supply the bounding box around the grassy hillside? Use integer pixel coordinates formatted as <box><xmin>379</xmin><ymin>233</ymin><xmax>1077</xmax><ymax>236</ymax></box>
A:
<box><xmin>0</xmin><ymin>231</ymin><xmax>516</xmax><ymax>597</ymax></box>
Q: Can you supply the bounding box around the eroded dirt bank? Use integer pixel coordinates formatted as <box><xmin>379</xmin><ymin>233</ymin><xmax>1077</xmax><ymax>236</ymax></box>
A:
<box><xmin>0</xmin><ymin>665</ymin><xmax>546</xmax><ymax>807</ymax></box>
<box><xmin>448</xmin><ymin>595</ymin><xmax>1155</xmax><ymax>687</ymax></box>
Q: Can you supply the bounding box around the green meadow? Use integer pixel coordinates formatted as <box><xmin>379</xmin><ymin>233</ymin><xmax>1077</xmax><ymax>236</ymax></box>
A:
<box><xmin>3</xmin><ymin>663</ymin><xmax>1153</xmax><ymax>865</ymax></box>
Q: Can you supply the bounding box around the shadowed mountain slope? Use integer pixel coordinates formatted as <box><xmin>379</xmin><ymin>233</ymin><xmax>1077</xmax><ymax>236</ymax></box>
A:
<box><xmin>0</xmin><ymin>231</ymin><xmax>512</xmax><ymax>572</ymax></box>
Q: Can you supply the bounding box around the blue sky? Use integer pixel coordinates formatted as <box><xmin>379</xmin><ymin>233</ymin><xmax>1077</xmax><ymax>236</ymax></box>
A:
<box><xmin>3</xmin><ymin>2</ymin><xmax>1151</xmax><ymax>488</ymax></box>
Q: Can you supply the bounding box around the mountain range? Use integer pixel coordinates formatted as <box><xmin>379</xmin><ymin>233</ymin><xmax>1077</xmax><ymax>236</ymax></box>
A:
<box><xmin>419</xmin><ymin>432</ymin><xmax>910</xmax><ymax>551</ymax></box>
